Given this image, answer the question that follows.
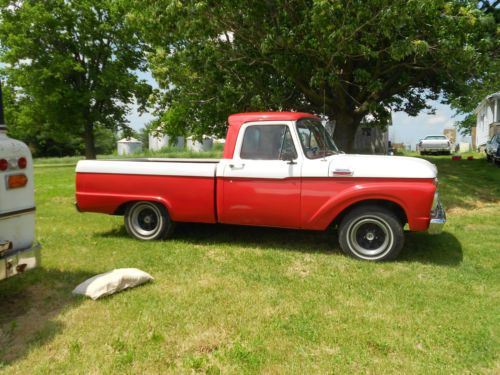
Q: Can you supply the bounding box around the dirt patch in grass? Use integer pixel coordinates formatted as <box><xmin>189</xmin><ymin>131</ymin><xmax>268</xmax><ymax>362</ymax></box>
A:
<box><xmin>0</xmin><ymin>269</ymin><xmax>92</xmax><ymax>365</ymax></box>
<box><xmin>287</xmin><ymin>255</ymin><xmax>316</xmax><ymax>278</ymax></box>
<box><xmin>0</xmin><ymin>284</ymin><xmax>65</xmax><ymax>362</ymax></box>
<box><xmin>182</xmin><ymin>326</ymin><xmax>231</xmax><ymax>355</ymax></box>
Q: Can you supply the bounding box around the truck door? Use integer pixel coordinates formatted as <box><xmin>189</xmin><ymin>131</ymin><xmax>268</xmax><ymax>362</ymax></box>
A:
<box><xmin>219</xmin><ymin>123</ymin><xmax>301</xmax><ymax>228</ymax></box>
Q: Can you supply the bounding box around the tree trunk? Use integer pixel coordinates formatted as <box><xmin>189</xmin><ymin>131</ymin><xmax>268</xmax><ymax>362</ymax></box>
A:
<box><xmin>84</xmin><ymin>121</ymin><xmax>97</xmax><ymax>159</ymax></box>
<box><xmin>331</xmin><ymin>111</ymin><xmax>362</xmax><ymax>153</ymax></box>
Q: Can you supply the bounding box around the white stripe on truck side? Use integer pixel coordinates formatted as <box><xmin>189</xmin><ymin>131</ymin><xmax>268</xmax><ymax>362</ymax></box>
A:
<box><xmin>76</xmin><ymin>160</ymin><xmax>218</xmax><ymax>177</ymax></box>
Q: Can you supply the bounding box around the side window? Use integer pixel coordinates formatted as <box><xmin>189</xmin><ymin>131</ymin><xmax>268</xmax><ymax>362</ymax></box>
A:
<box><xmin>297</xmin><ymin>127</ymin><xmax>320</xmax><ymax>149</ymax></box>
<box><xmin>240</xmin><ymin>125</ymin><xmax>297</xmax><ymax>160</ymax></box>
<box><xmin>280</xmin><ymin>127</ymin><xmax>298</xmax><ymax>160</ymax></box>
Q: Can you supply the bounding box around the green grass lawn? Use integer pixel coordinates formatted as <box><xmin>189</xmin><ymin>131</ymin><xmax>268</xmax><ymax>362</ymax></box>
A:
<box><xmin>1</xmin><ymin>154</ymin><xmax>499</xmax><ymax>374</ymax></box>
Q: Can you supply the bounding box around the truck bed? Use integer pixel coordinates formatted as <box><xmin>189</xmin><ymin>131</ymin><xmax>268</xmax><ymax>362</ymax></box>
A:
<box><xmin>76</xmin><ymin>159</ymin><xmax>219</xmax><ymax>223</ymax></box>
<box><xmin>125</xmin><ymin>158</ymin><xmax>221</xmax><ymax>163</ymax></box>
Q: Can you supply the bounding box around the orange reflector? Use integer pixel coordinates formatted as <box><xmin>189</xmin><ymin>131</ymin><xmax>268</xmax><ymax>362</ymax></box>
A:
<box><xmin>7</xmin><ymin>174</ymin><xmax>28</xmax><ymax>189</ymax></box>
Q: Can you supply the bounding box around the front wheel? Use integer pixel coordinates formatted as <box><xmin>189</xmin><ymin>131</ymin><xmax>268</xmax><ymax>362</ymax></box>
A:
<box><xmin>124</xmin><ymin>201</ymin><xmax>175</xmax><ymax>240</ymax></box>
<box><xmin>338</xmin><ymin>206</ymin><xmax>404</xmax><ymax>261</ymax></box>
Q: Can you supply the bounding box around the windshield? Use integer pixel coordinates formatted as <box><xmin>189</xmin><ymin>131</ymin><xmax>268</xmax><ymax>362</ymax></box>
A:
<box><xmin>296</xmin><ymin>118</ymin><xmax>339</xmax><ymax>159</ymax></box>
<box><xmin>424</xmin><ymin>136</ymin><xmax>447</xmax><ymax>140</ymax></box>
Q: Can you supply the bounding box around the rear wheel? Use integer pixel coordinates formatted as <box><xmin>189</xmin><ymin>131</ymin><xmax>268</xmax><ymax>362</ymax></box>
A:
<box><xmin>124</xmin><ymin>201</ymin><xmax>175</xmax><ymax>240</ymax></box>
<box><xmin>338</xmin><ymin>206</ymin><xmax>404</xmax><ymax>261</ymax></box>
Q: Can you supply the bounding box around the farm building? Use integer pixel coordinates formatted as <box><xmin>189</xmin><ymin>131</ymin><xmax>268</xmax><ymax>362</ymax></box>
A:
<box><xmin>473</xmin><ymin>92</ymin><xmax>500</xmax><ymax>151</ymax></box>
<box><xmin>352</xmin><ymin>126</ymin><xmax>388</xmax><ymax>154</ymax></box>
<box><xmin>186</xmin><ymin>136</ymin><xmax>214</xmax><ymax>152</ymax></box>
<box><xmin>443</xmin><ymin>128</ymin><xmax>457</xmax><ymax>145</ymax></box>
<box><xmin>117</xmin><ymin>137</ymin><xmax>142</xmax><ymax>155</ymax></box>
<box><xmin>326</xmin><ymin>113</ymin><xmax>390</xmax><ymax>154</ymax></box>
<box><xmin>353</xmin><ymin>112</ymin><xmax>390</xmax><ymax>154</ymax></box>
<box><xmin>149</xmin><ymin>129</ymin><xmax>184</xmax><ymax>151</ymax></box>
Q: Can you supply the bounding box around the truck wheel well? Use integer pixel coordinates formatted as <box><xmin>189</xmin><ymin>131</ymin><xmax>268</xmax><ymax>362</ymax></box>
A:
<box><xmin>113</xmin><ymin>199</ymin><xmax>164</xmax><ymax>216</ymax></box>
<box><xmin>114</xmin><ymin>201</ymin><xmax>134</xmax><ymax>215</ymax></box>
<box><xmin>330</xmin><ymin>199</ymin><xmax>407</xmax><ymax>229</ymax></box>
<box><xmin>115</xmin><ymin>200</ymin><xmax>171</xmax><ymax>216</ymax></box>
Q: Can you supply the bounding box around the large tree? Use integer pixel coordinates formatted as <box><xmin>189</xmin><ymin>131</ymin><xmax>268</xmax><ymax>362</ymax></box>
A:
<box><xmin>135</xmin><ymin>0</ymin><xmax>497</xmax><ymax>151</ymax></box>
<box><xmin>0</xmin><ymin>0</ymin><xmax>151</xmax><ymax>159</ymax></box>
<box><xmin>449</xmin><ymin>1</ymin><xmax>499</xmax><ymax>135</ymax></box>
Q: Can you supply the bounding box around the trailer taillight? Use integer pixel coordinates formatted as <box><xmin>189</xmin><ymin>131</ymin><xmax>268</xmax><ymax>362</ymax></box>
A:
<box><xmin>0</xmin><ymin>159</ymin><xmax>8</xmax><ymax>171</ymax></box>
<box><xmin>7</xmin><ymin>174</ymin><xmax>28</xmax><ymax>189</ymax></box>
<box><xmin>18</xmin><ymin>157</ymin><xmax>27</xmax><ymax>169</ymax></box>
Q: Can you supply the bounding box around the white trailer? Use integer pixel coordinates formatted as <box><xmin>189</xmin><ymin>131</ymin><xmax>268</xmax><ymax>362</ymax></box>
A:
<box><xmin>0</xmin><ymin>83</ymin><xmax>41</xmax><ymax>280</ymax></box>
<box><xmin>474</xmin><ymin>92</ymin><xmax>500</xmax><ymax>151</ymax></box>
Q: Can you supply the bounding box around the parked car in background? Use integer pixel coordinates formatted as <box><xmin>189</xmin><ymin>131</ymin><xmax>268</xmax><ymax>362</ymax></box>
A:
<box><xmin>419</xmin><ymin>135</ymin><xmax>452</xmax><ymax>155</ymax></box>
<box><xmin>485</xmin><ymin>134</ymin><xmax>500</xmax><ymax>165</ymax></box>
<box><xmin>0</xmin><ymin>84</ymin><xmax>41</xmax><ymax>281</ymax></box>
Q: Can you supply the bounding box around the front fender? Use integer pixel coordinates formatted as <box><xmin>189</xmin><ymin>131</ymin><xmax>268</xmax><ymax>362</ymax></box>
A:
<box><xmin>301</xmin><ymin>178</ymin><xmax>435</xmax><ymax>231</ymax></box>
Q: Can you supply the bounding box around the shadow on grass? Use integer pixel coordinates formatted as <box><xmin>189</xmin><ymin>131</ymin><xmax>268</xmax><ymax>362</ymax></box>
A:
<box><xmin>422</xmin><ymin>156</ymin><xmax>500</xmax><ymax>211</ymax></box>
<box><xmin>400</xmin><ymin>231</ymin><xmax>463</xmax><ymax>266</ymax></box>
<box><xmin>99</xmin><ymin>223</ymin><xmax>462</xmax><ymax>266</ymax></box>
<box><xmin>99</xmin><ymin>223</ymin><xmax>336</xmax><ymax>255</ymax></box>
<box><xmin>0</xmin><ymin>268</ymin><xmax>94</xmax><ymax>366</ymax></box>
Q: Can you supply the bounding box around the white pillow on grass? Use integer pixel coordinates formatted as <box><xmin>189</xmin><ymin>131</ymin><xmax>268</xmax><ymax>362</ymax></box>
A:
<box><xmin>72</xmin><ymin>268</ymin><xmax>153</xmax><ymax>300</ymax></box>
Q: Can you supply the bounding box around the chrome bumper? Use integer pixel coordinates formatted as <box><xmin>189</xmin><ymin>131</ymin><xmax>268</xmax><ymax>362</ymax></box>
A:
<box><xmin>0</xmin><ymin>242</ymin><xmax>41</xmax><ymax>281</ymax></box>
<box><xmin>428</xmin><ymin>200</ymin><xmax>446</xmax><ymax>235</ymax></box>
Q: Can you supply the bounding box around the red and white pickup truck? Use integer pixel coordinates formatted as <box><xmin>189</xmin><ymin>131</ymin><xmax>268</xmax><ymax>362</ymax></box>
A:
<box><xmin>76</xmin><ymin>112</ymin><xmax>446</xmax><ymax>261</ymax></box>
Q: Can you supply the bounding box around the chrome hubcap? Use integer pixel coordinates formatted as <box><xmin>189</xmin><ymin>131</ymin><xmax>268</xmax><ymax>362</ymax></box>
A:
<box><xmin>348</xmin><ymin>216</ymin><xmax>394</xmax><ymax>259</ymax></box>
<box><xmin>130</xmin><ymin>203</ymin><xmax>162</xmax><ymax>238</ymax></box>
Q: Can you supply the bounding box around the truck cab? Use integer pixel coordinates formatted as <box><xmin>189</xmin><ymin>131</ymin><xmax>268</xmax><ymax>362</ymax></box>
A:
<box><xmin>0</xmin><ymin>85</ymin><xmax>40</xmax><ymax>280</ymax></box>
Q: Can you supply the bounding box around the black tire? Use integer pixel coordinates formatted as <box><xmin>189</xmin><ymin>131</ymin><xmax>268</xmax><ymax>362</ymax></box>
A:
<box><xmin>486</xmin><ymin>154</ymin><xmax>492</xmax><ymax>162</ymax></box>
<box><xmin>338</xmin><ymin>205</ymin><xmax>404</xmax><ymax>261</ymax></box>
<box><xmin>124</xmin><ymin>201</ymin><xmax>175</xmax><ymax>240</ymax></box>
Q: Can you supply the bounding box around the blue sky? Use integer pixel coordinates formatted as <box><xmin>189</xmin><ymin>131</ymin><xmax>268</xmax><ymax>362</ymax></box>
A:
<box><xmin>127</xmin><ymin>71</ymin><xmax>471</xmax><ymax>147</ymax></box>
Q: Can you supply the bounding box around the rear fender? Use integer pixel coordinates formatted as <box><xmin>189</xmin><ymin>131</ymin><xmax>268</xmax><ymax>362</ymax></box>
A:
<box><xmin>76</xmin><ymin>192</ymin><xmax>173</xmax><ymax>218</ymax></box>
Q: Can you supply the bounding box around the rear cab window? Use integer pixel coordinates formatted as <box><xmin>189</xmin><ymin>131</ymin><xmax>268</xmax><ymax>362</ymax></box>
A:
<box><xmin>240</xmin><ymin>124</ymin><xmax>297</xmax><ymax>160</ymax></box>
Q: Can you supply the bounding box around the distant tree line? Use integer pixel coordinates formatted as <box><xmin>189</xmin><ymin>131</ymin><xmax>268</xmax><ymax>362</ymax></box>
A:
<box><xmin>0</xmin><ymin>0</ymin><xmax>497</xmax><ymax>157</ymax></box>
<box><xmin>0</xmin><ymin>0</ymin><xmax>150</xmax><ymax>158</ymax></box>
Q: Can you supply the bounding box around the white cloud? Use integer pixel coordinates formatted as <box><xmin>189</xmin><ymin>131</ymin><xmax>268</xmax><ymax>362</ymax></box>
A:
<box><xmin>427</xmin><ymin>115</ymin><xmax>447</xmax><ymax>125</ymax></box>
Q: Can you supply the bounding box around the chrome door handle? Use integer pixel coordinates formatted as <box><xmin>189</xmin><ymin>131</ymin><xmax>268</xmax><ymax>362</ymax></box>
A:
<box><xmin>332</xmin><ymin>168</ymin><xmax>353</xmax><ymax>176</ymax></box>
<box><xmin>229</xmin><ymin>163</ymin><xmax>245</xmax><ymax>169</ymax></box>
